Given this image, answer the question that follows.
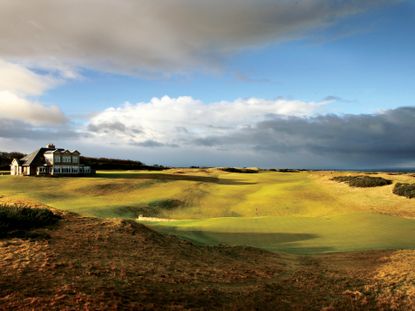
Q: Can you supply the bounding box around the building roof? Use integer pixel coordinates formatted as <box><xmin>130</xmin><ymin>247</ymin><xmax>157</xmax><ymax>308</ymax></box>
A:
<box><xmin>15</xmin><ymin>145</ymin><xmax>81</xmax><ymax>167</ymax></box>
<box><xmin>44</xmin><ymin>148</ymin><xmax>65</xmax><ymax>154</ymax></box>
<box><xmin>19</xmin><ymin>148</ymin><xmax>52</xmax><ymax>167</ymax></box>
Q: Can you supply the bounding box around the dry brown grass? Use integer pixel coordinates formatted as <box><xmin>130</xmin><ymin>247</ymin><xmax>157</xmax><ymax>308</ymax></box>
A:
<box><xmin>367</xmin><ymin>250</ymin><xmax>415</xmax><ymax>309</ymax></box>
<box><xmin>0</xmin><ymin>203</ymin><xmax>414</xmax><ymax>310</ymax></box>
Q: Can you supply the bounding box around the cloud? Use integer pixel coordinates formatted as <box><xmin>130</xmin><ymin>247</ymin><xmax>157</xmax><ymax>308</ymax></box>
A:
<box><xmin>87</xmin><ymin>121</ymin><xmax>128</xmax><ymax>134</ymax></box>
<box><xmin>0</xmin><ymin>59</ymin><xmax>67</xmax><ymax>126</ymax></box>
<box><xmin>192</xmin><ymin>107</ymin><xmax>415</xmax><ymax>168</ymax></box>
<box><xmin>0</xmin><ymin>119</ymin><xmax>78</xmax><ymax>140</ymax></box>
<box><xmin>86</xmin><ymin>101</ymin><xmax>415</xmax><ymax>168</ymax></box>
<box><xmin>0</xmin><ymin>59</ymin><xmax>59</xmax><ymax>96</ymax></box>
<box><xmin>3</xmin><ymin>90</ymin><xmax>413</xmax><ymax>169</ymax></box>
<box><xmin>0</xmin><ymin>0</ymin><xmax>396</xmax><ymax>74</ymax></box>
<box><xmin>0</xmin><ymin>91</ymin><xmax>66</xmax><ymax>125</ymax></box>
<box><xmin>86</xmin><ymin>95</ymin><xmax>327</xmax><ymax>145</ymax></box>
<box><xmin>132</xmin><ymin>140</ymin><xmax>178</xmax><ymax>148</ymax></box>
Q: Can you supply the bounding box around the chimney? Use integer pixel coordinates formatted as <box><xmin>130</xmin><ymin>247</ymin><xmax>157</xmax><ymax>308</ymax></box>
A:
<box><xmin>46</xmin><ymin>143</ymin><xmax>56</xmax><ymax>149</ymax></box>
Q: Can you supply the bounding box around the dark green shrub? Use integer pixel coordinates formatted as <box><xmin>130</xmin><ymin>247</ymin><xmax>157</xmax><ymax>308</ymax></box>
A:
<box><xmin>0</xmin><ymin>151</ymin><xmax>26</xmax><ymax>170</ymax></box>
<box><xmin>0</xmin><ymin>204</ymin><xmax>61</xmax><ymax>238</ymax></box>
<box><xmin>268</xmin><ymin>168</ymin><xmax>303</xmax><ymax>172</ymax></box>
<box><xmin>331</xmin><ymin>175</ymin><xmax>392</xmax><ymax>188</ymax></box>
<box><xmin>80</xmin><ymin>156</ymin><xmax>168</xmax><ymax>170</ymax></box>
<box><xmin>220</xmin><ymin>167</ymin><xmax>258</xmax><ymax>173</ymax></box>
<box><xmin>393</xmin><ymin>183</ymin><xmax>415</xmax><ymax>199</ymax></box>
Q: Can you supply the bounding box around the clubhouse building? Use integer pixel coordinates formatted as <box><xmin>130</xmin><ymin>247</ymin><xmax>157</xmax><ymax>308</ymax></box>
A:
<box><xmin>10</xmin><ymin>144</ymin><xmax>93</xmax><ymax>176</ymax></box>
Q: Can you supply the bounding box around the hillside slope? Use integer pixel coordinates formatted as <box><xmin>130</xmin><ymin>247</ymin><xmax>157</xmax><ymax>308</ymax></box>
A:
<box><xmin>0</xmin><ymin>205</ymin><xmax>414</xmax><ymax>310</ymax></box>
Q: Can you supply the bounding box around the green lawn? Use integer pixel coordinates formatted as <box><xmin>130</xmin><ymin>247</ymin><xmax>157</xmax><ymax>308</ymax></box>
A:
<box><xmin>0</xmin><ymin>169</ymin><xmax>414</xmax><ymax>254</ymax></box>
<box><xmin>144</xmin><ymin>213</ymin><xmax>415</xmax><ymax>254</ymax></box>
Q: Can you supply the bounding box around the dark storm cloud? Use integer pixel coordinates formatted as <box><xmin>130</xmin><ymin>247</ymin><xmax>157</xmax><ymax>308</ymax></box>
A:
<box><xmin>0</xmin><ymin>0</ymin><xmax>397</xmax><ymax>74</ymax></box>
<box><xmin>193</xmin><ymin>107</ymin><xmax>415</xmax><ymax>167</ymax></box>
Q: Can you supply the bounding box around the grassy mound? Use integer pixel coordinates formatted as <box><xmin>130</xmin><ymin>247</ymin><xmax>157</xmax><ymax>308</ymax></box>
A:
<box><xmin>3</xmin><ymin>210</ymin><xmax>415</xmax><ymax>310</ymax></box>
<box><xmin>332</xmin><ymin>175</ymin><xmax>392</xmax><ymax>187</ymax></box>
<box><xmin>393</xmin><ymin>183</ymin><xmax>415</xmax><ymax>199</ymax></box>
<box><xmin>0</xmin><ymin>204</ymin><xmax>61</xmax><ymax>238</ymax></box>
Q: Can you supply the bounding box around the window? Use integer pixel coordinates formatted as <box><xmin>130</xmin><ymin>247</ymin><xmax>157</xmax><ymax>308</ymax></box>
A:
<box><xmin>72</xmin><ymin>156</ymin><xmax>79</xmax><ymax>163</ymax></box>
<box><xmin>55</xmin><ymin>156</ymin><xmax>61</xmax><ymax>162</ymax></box>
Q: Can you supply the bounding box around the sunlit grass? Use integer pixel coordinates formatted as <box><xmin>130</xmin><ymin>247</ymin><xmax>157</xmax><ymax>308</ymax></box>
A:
<box><xmin>1</xmin><ymin>169</ymin><xmax>413</xmax><ymax>219</ymax></box>
<box><xmin>145</xmin><ymin>212</ymin><xmax>415</xmax><ymax>254</ymax></box>
<box><xmin>1</xmin><ymin>169</ymin><xmax>414</xmax><ymax>253</ymax></box>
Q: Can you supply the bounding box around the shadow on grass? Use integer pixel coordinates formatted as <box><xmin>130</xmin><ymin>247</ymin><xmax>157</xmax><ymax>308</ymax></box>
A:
<box><xmin>0</xmin><ymin>204</ymin><xmax>61</xmax><ymax>240</ymax></box>
<box><xmin>94</xmin><ymin>172</ymin><xmax>256</xmax><ymax>185</ymax></box>
<box><xmin>150</xmin><ymin>227</ymin><xmax>333</xmax><ymax>254</ymax></box>
<box><xmin>105</xmin><ymin>200</ymin><xmax>185</xmax><ymax>218</ymax></box>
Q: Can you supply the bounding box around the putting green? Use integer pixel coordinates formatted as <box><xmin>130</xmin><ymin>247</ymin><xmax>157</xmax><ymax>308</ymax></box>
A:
<box><xmin>144</xmin><ymin>213</ymin><xmax>415</xmax><ymax>254</ymax></box>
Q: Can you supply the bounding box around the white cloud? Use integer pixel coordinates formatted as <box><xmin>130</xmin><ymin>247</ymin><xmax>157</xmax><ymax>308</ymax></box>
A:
<box><xmin>0</xmin><ymin>0</ymin><xmax>395</xmax><ymax>75</ymax></box>
<box><xmin>84</xmin><ymin>105</ymin><xmax>415</xmax><ymax>168</ymax></box>
<box><xmin>0</xmin><ymin>59</ymin><xmax>67</xmax><ymax>125</ymax></box>
<box><xmin>87</xmin><ymin>95</ymin><xmax>328</xmax><ymax>146</ymax></box>
<box><xmin>0</xmin><ymin>59</ymin><xmax>59</xmax><ymax>96</ymax></box>
<box><xmin>0</xmin><ymin>91</ymin><xmax>66</xmax><ymax>125</ymax></box>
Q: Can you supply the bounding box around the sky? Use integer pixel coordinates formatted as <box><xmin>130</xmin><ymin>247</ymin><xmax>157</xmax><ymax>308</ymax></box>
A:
<box><xmin>0</xmin><ymin>0</ymin><xmax>414</xmax><ymax>169</ymax></box>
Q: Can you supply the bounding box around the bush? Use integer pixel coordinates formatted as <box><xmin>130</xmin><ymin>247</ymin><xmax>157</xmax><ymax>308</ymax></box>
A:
<box><xmin>220</xmin><ymin>167</ymin><xmax>258</xmax><ymax>173</ymax></box>
<box><xmin>0</xmin><ymin>204</ymin><xmax>61</xmax><ymax>238</ymax></box>
<box><xmin>0</xmin><ymin>151</ymin><xmax>26</xmax><ymax>170</ymax></box>
<box><xmin>393</xmin><ymin>183</ymin><xmax>415</xmax><ymax>199</ymax></box>
<box><xmin>331</xmin><ymin>175</ymin><xmax>392</xmax><ymax>188</ymax></box>
<box><xmin>80</xmin><ymin>156</ymin><xmax>168</xmax><ymax>171</ymax></box>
